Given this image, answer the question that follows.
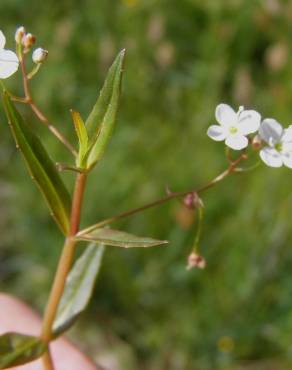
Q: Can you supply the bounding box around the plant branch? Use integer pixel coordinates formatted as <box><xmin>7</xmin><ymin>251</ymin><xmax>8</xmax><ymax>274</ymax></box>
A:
<box><xmin>78</xmin><ymin>153</ymin><xmax>247</xmax><ymax>235</ymax></box>
<box><xmin>19</xmin><ymin>53</ymin><xmax>77</xmax><ymax>157</ymax></box>
<box><xmin>41</xmin><ymin>172</ymin><xmax>87</xmax><ymax>369</ymax></box>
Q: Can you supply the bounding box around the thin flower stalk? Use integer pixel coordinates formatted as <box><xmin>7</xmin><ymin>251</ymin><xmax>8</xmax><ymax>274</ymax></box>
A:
<box><xmin>78</xmin><ymin>153</ymin><xmax>247</xmax><ymax>236</ymax></box>
<box><xmin>18</xmin><ymin>48</ymin><xmax>77</xmax><ymax>156</ymax></box>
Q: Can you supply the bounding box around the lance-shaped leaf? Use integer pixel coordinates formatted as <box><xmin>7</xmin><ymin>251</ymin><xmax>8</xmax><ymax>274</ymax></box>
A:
<box><xmin>53</xmin><ymin>243</ymin><xmax>105</xmax><ymax>337</ymax></box>
<box><xmin>76</xmin><ymin>228</ymin><xmax>168</xmax><ymax>248</ymax></box>
<box><xmin>86</xmin><ymin>49</ymin><xmax>125</xmax><ymax>169</ymax></box>
<box><xmin>0</xmin><ymin>332</ymin><xmax>46</xmax><ymax>369</ymax></box>
<box><xmin>71</xmin><ymin>110</ymin><xmax>88</xmax><ymax>168</ymax></box>
<box><xmin>3</xmin><ymin>93</ymin><xmax>71</xmax><ymax>235</ymax></box>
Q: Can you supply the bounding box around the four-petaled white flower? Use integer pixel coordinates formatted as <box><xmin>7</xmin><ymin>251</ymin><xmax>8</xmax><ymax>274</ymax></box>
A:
<box><xmin>0</xmin><ymin>30</ymin><xmax>19</xmax><ymax>79</ymax></box>
<box><xmin>207</xmin><ymin>103</ymin><xmax>261</xmax><ymax>150</ymax></box>
<box><xmin>259</xmin><ymin>119</ymin><xmax>292</xmax><ymax>168</ymax></box>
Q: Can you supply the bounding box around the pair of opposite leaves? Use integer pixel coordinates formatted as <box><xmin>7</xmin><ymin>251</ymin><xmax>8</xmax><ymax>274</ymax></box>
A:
<box><xmin>0</xmin><ymin>50</ymin><xmax>168</xmax><ymax>369</ymax></box>
<box><xmin>3</xmin><ymin>50</ymin><xmax>125</xmax><ymax>235</ymax></box>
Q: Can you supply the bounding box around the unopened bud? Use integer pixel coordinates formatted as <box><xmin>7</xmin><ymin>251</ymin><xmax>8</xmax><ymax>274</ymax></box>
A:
<box><xmin>187</xmin><ymin>252</ymin><xmax>206</xmax><ymax>270</ymax></box>
<box><xmin>15</xmin><ymin>26</ymin><xmax>26</xmax><ymax>43</ymax></box>
<box><xmin>252</xmin><ymin>134</ymin><xmax>262</xmax><ymax>150</ymax></box>
<box><xmin>32</xmin><ymin>48</ymin><xmax>48</xmax><ymax>64</ymax></box>
<box><xmin>22</xmin><ymin>33</ymin><xmax>36</xmax><ymax>49</ymax></box>
<box><xmin>183</xmin><ymin>192</ymin><xmax>203</xmax><ymax>210</ymax></box>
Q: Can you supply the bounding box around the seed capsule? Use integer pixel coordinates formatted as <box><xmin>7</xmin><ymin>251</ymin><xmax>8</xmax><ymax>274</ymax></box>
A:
<box><xmin>32</xmin><ymin>48</ymin><xmax>48</xmax><ymax>64</ymax></box>
<box><xmin>187</xmin><ymin>252</ymin><xmax>206</xmax><ymax>270</ymax></box>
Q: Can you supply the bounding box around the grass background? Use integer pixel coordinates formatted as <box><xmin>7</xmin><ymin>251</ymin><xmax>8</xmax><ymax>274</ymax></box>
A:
<box><xmin>1</xmin><ymin>0</ymin><xmax>292</xmax><ymax>369</ymax></box>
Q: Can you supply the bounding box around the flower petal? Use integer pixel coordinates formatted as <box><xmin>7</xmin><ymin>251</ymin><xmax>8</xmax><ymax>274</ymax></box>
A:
<box><xmin>282</xmin><ymin>152</ymin><xmax>292</xmax><ymax>169</ymax></box>
<box><xmin>238</xmin><ymin>109</ymin><xmax>261</xmax><ymax>135</ymax></box>
<box><xmin>0</xmin><ymin>49</ymin><xmax>19</xmax><ymax>79</ymax></box>
<box><xmin>282</xmin><ymin>141</ymin><xmax>292</xmax><ymax>153</ymax></box>
<box><xmin>259</xmin><ymin>119</ymin><xmax>283</xmax><ymax>144</ymax></box>
<box><xmin>215</xmin><ymin>104</ymin><xmax>237</xmax><ymax>127</ymax></box>
<box><xmin>225</xmin><ymin>134</ymin><xmax>248</xmax><ymax>150</ymax></box>
<box><xmin>207</xmin><ymin>125</ymin><xmax>228</xmax><ymax>141</ymax></box>
<box><xmin>259</xmin><ymin>147</ymin><xmax>283</xmax><ymax>167</ymax></box>
<box><xmin>282</xmin><ymin>127</ymin><xmax>292</xmax><ymax>143</ymax></box>
<box><xmin>0</xmin><ymin>31</ymin><xmax>6</xmax><ymax>49</ymax></box>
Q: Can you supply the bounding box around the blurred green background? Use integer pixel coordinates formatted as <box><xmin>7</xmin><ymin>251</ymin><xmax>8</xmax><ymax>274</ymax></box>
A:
<box><xmin>1</xmin><ymin>0</ymin><xmax>292</xmax><ymax>369</ymax></box>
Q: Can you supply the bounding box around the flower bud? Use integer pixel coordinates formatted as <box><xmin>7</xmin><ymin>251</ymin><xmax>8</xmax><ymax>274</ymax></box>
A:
<box><xmin>252</xmin><ymin>134</ymin><xmax>262</xmax><ymax>150</ymax></box>
<box><xmin>32</xmin><ymin>48</ymin><xmax>48</xmax><ymax>64</ymax></box>
<box><xmin>187</xmin><ymin>252</ymin><xmax>206</xmax><ymax>270</ymax></box>
<box><xmin>22</xmin><ymin>33</ymin><xmax>36</xmax><ymax>49</ymax></box>
<box><xmin>15</xmin><ymin>26</ymin><xmax>26</xmax><ymax>44</ymax></box>
<box><xmin>183</xmin><ymin>192</ymin><xmax>203</xmax><ymax>210</ymax></box>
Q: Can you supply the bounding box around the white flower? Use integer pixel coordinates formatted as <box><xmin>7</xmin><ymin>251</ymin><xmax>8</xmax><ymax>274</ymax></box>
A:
<box><xmin>259</xmin><ymin>119</ymin><xmax>292</xmax><ymax>168</ymax></box>
<box><xmin>207</xmin><ymin>103</ymin><xmax>261</xmax><ymax>150</ymax></box>
<box><xmin>0</xmin><ymin>30</ymin><xmax>19</xmax><ymax>79</ymax></box>
<box><xmin>32</xmin><ymin>48</ymin><xmax>48</xmax><ymax>64</ymax></box>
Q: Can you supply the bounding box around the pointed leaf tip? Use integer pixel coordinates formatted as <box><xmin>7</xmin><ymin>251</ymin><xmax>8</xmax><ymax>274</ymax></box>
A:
<box><xmin>71</xmin><ymin>109</ymin><xmax>88</xmax><ymax>168</ymax></box>
<box><xmin>77</xmin><ymin>228</ymin><xmax>168</xmax><ymax>248</ymax></box>
<box><xmin>85</xmin><ymin>50</ymin><xmax>126</xmax><ymax>169</ymax></box>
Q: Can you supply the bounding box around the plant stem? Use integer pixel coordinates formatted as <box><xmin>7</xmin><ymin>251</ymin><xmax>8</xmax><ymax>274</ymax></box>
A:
<box><xmin>41</xmin><ymin>238</ymin><xmax>76</xmax><ymax>344</ymax></box>
<box><xmin>78</xmin><ymin>154</ymin><xmax>246</xmax><ymax>235</ymax></box>
<box><xmin>70</xmin><ymin>173</ymin><xmax>88</xmax><ymax>235</ymax></box>
<box><xmin>41</xmin><ymin>172</ymin><xmax>87</xmax><ymax>369</ymax></box>
<box><xmin>19</xmin><ymin>53</ymin><xmax>77</xmax><ymax>156</ymax></box>
<box><xmin>42</xmin><ymin>352</ymin><xmax>55</xmax><ymax>370</ymax></box>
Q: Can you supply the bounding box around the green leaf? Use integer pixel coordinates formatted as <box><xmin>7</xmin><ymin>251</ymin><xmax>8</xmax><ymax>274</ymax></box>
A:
<box><xmin>76</xmin><ymin>228</ymin><xmax>168</xmax><ymax>248</ymax></box>
<box><xmin>85</xmin><ymin>49</ymin><xmax>125</xmax><ymax>169</ymax></box>
<box><xmin>0</xmin><ymin>332</ymin><xmax>46</xmax><ymax>369</ymax></box>
<box><xmin>2</xmin><ymin>93</ymin><xmax>71</xmax><ymax>235</ymax></box>
<box><xmin>53</xmin><ymin>243</ymin><xmax>105</xmax><ymax>337</ymax></box>
<box><xmin>71</xmin><ymin>110</ymin><xmax>88</xmax><ymax>168</ymax></box>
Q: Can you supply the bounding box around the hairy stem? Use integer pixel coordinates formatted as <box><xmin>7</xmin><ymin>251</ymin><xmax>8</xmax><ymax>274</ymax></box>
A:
<box><xmin>19</xmin><ymin>53</ymin><xmax>77</xmax><ymax>156</ymax></box>
<box><xmin>41</xmin><ymin>172</ymin><xmax>87</xmax><ymax>369</ymax></box>
<box><xmin>78</xmin><ymin>154</ymin><xmax>246</xmax><ymax>235</ymax></box>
